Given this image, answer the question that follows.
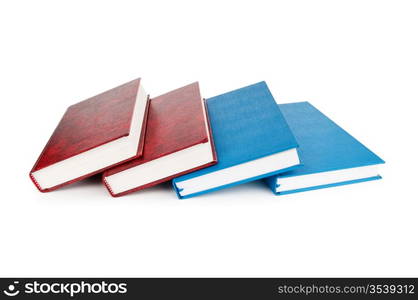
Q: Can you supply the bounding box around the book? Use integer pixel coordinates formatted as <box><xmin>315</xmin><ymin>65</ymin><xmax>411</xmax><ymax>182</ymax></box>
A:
<box><xmin>102</xmin><ymin>82</ymin><xmax>217</xmax><ymax>197</ymax></box>
<box><xmin>266</xmin><ymin>102</ymin><xmax>385</xmax><ymax>195</ymax></box>
<box><xmin>30</xmin><ymin>78</ymin><xmax>150</xmax><ymax>192</ymax></box>
<box><xmin>172</xmin><ymin>81</ymin><xmax>300</xmax><ymax>199</ymax></box>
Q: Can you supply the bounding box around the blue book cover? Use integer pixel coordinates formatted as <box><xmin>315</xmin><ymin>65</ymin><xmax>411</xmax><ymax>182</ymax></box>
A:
<box><xmin>266</xmin><ymin>102</ymin><xmax>385</xmax><ymax>195</ymax></box>
<box><xmin>172</xmin><ymin>82</ymin><xmax>300</xmax><ymax>199</ymax></box>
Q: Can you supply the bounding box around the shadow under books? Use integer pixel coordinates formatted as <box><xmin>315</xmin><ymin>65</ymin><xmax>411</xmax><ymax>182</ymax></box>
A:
<box><xmin>53</xmin><ymin>175</ymin><xmax>173</xmax><ymax>197</ymax></box>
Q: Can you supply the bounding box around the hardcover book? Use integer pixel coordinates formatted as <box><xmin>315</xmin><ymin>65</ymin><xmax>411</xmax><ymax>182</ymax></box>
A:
<box><xmin>172</xmin><ymin>81</ymin><xmax>300</xmax><ymax>199</ymax></box>
<box><xmin>103</xmin><ymin>82</ymin><xmax>217</xmax><ymax>197</ymax></box>
<box><xmin>30</xmin><ymin>78</ymin><xmax>150</xmax><ymax>192</ymax></box>
<box><xmin>266</xmin><ymin>102</ymin><xmax>385</xmax><ymax>195</ymax></box>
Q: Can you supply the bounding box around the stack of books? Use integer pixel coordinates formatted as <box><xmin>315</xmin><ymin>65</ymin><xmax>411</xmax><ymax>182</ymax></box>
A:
<box><xmin>30</xmin><ymin>78</ymin><xmax>384</xmax><ymax>198</ymax></box>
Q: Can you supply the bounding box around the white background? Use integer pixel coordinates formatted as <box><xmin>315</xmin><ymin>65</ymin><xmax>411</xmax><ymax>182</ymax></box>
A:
<box><xmin>0</xmin><ymin>0</ymin><xmax>417</xmax><ymax>277</ymax></box>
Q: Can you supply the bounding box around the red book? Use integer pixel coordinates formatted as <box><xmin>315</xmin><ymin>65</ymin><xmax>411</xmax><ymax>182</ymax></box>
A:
<box><xmin>103</xmin><ymin>82</ymin><xmax>217</xmax><ymax>197</ymax></box>
<box><xmin>30</xmin><ymin>78</ymin><xmax>150</xmax><ymax>192</ymax></box>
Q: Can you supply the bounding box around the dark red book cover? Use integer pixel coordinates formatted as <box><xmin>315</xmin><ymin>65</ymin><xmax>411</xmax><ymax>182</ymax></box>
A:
<box><xmin>30</xmin><ymin>78</ymin><xmax>150</xmax><ymax>192</ymax></box>
<box><xmin>103</xmin><ymin>82</ymin><xmax>217</xmax><ymax>197</ymax></box>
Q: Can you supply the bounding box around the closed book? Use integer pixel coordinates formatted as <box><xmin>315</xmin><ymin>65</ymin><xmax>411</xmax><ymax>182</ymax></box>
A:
<box><xmin>172</xmin><ymin>81</ymin><xmax>300</xmax><ymax>199</ymax></box>
<box><xmin>103</xmin><ymin>82</ymin><xmax>217</xmax><ymax>197</ymax></box>
<box><xmin>30</xmin><ymin>78</ymin><xmax>150</xmax><ymax>192</ymax></box>
<box><xmin>266</xmin><ymin>102</ymin><xmax>385</xmax><ymax>195</ymax></box>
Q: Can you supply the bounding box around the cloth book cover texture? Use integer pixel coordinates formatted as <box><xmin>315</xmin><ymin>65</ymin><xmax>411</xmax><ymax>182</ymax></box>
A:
<box><xmin>172</xmin><ymin>81</ymin><xmax>300</xmax><ymax>199</ymax></box>
<box><xmin>266</xmin><ymin>102</ymin><xmax>385</xmax><ymax>194</ymax></box>
<box><xmin>103</xmin><ymin>82</ymin><xmax>217</xmax><ymax>197</ymax></box>
<box><xmin>30</xmin><ymin>78</ymin><xmax>149</xmax><ymax>192</ymax></box>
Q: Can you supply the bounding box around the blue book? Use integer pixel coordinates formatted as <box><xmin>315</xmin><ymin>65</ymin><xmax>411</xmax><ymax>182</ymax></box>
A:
<box><xmin>266</xmin><ymin>102</ymin><xmax>384</xmax><ymax>195</ymax></box>
<box><xmin>172</xmin><ymin>81</ymin><xmax>300</xmax><ymax>199</ymax></box>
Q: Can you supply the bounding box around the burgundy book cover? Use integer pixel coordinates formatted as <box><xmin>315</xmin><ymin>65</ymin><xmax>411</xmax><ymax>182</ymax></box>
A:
<box><xmin>103</xmin><ymin>82</ymin><xmax>217</xmax><ymax>197</ymax></box>
<box><xmin>30</xmin><ymin>78</ymin><xmax>150</xmax><ymax>192</ymax></box>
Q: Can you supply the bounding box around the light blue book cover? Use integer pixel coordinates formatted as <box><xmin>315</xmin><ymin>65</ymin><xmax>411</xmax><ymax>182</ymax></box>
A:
<box><xmin>172</xmin><ymin>82</ymin><xmax>300</xmax><ymax>199</ymax></box>
<box><xmin>266</xmin><ymin>102</ymin><xmax>385</xmax><ymax>195</ymax></box>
